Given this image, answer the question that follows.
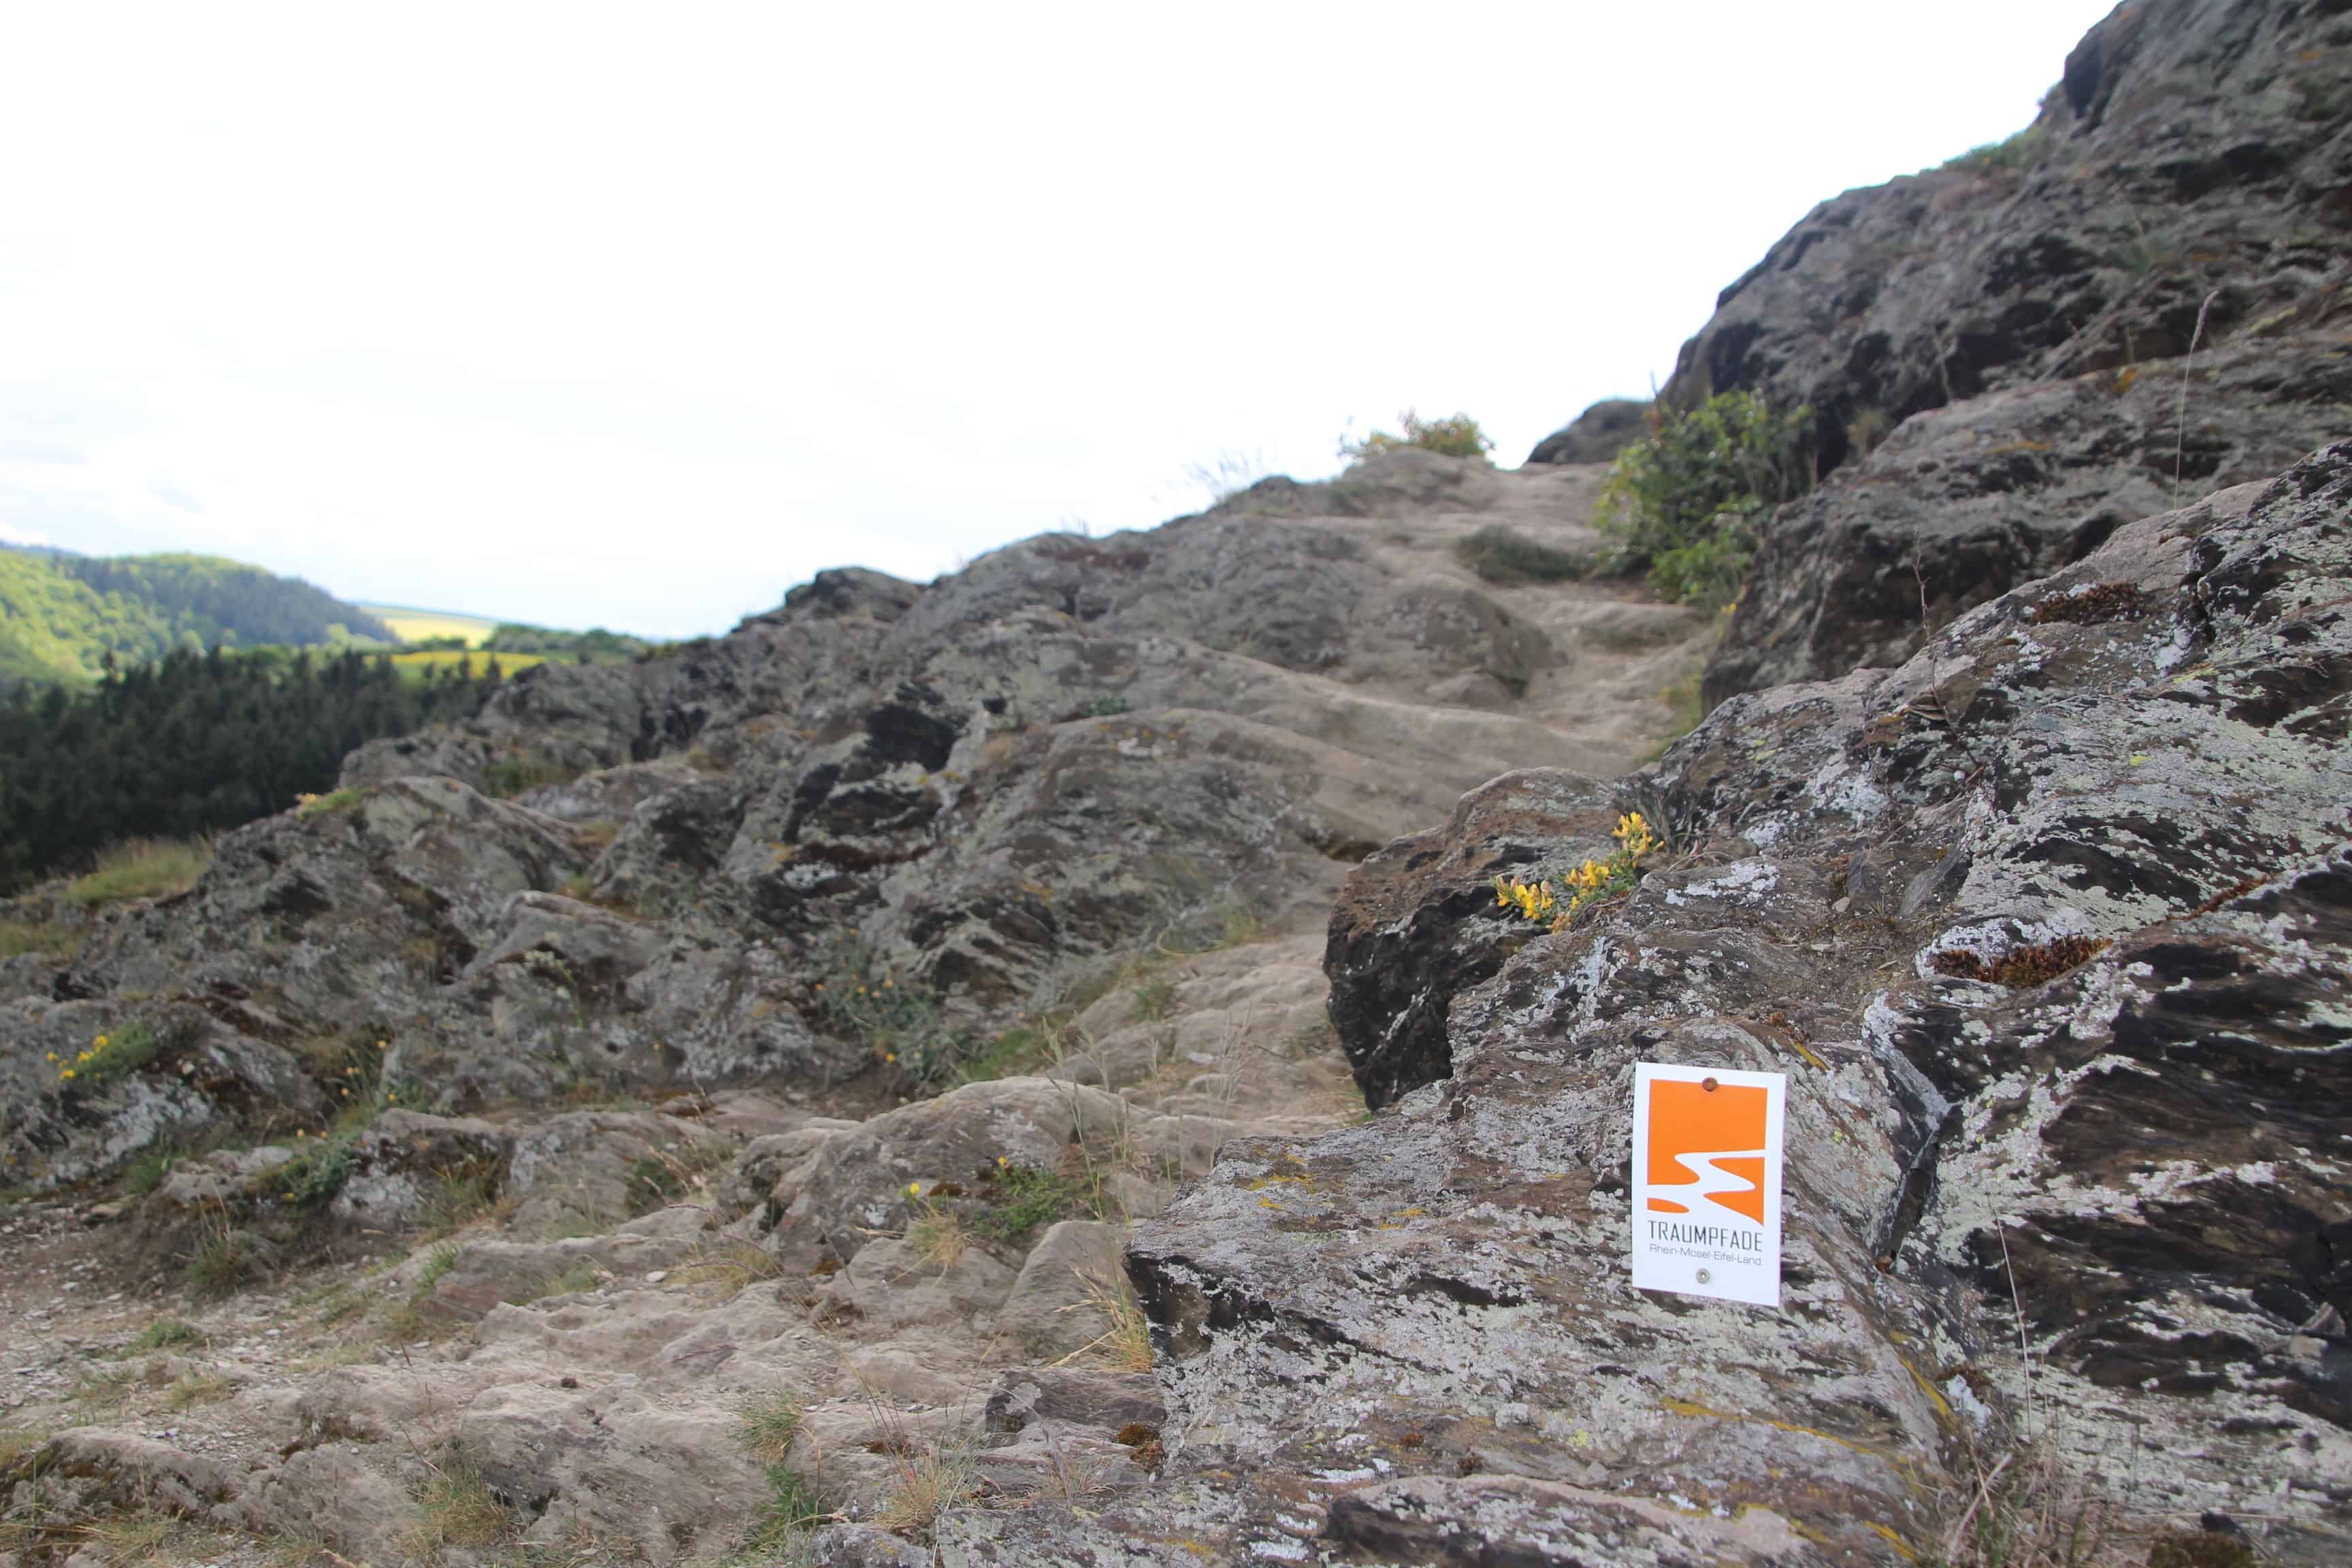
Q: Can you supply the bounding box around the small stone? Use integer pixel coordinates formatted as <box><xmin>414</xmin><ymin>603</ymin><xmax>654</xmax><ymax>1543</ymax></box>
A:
<box><xmin>643</xmin><ymin>1270</ymin><xmax>668</xmax><ymax>1284</ymax></box>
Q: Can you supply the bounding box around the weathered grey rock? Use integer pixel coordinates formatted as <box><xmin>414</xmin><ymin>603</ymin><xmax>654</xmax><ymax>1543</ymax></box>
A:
<box><xmin>1703</xmin><ymin>327</ymin><xmax>2352</xmax><ymax>708</ymax></box>
<box><xmin>1525</xmin><ymin>397</ymin><xmax>1650</xmax><ymax>466</ymax></box>
<box><xmin>1668</xmin><ymin>0</ymin><xmax>2352</xmax><ymax>705</ymax></box>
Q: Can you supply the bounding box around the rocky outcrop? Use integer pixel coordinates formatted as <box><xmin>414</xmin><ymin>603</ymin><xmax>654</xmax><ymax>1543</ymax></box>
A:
<box><xmin>1134</xmin><ymin>442</ymin><xmax>2332</xmax><ymax>1565</ymax></box>
<box><xmin>1524</xmin><ymin>397</ymin><xmax>1650</xmax><ymax>466</ymax></box>
<box><xmin>1668</xmin><ymin>0</ymin><xmax>2352</xmax><ymax>704</ymax></box>
<box><xmin>3</xmin><ymin>449</ymin><xmax>1708</xmax><ymax>1190</ymax></box>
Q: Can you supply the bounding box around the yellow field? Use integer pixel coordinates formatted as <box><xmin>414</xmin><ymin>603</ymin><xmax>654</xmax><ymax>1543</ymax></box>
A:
<box><xmin>389</xmin><ymin>649</ymin><xmax>550</xmax><ymax>676</ymax></box>
<box><xmin>356</xmin><ymin>604</ymin><xmax>502</xmax><ymax>647</ymax></box>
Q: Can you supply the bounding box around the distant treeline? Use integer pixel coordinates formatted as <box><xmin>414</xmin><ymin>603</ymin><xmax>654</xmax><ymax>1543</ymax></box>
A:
<box><xmin>0</xmin><ymin>646</ymin><xmax>500</xmax><ymax>895</ymax></box>
<box><xmin>1</xmin><ymin>546</ymin><xmax>393</xmax><ymax>688</ymax></box>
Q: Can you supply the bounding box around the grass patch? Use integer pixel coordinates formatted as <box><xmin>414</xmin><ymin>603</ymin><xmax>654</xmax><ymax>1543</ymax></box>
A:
<box><xmin>873</xmin><ymin>1443</ymin><xmax>973</xmax><ymax>1546</ymax></box>
<box><xmin>1453</xmin><ymin>525</ymin><xmax>1590</xmax><ymax>587</ymax></box>
<box><xmin>521</xmin><ymin>1259</ymin><xmax>604</xmax><ymax>1302</ymax></box>
<box><xmin>83</xmin><ymin>1508</ymin><xmax>227</xmax><ymax>1568</ymax></box>
<box><xmin>674</xmin><ymin>1239</ymin><xmax>787</xmax><ymax>1294</ymax></box>
<box><xmin>163</xmin><ymin>1370</ymin><xmax>235</xmax><ymax>1409</ymax></box>
<box><xmin>1130</xmin><ymin>977</ymin><xmax>1177</xmax><ymax>1022</ymax></box>
<box><xmin>416</xmin><ymin>1239</ymin><xmax>463</xmax><ymax>1290</ymax></box>
<box><xmin>121</xmin><ymin>1144</ymin><xmax>182</xmax><ymax>1197</ymax></box>
<box><xmin>295</xmin><ymin>785</ymin><xmax>369</xmax><ymax>819</ymax></box>
<box><xmin>904</xmin><ymin>1192</ymin><xmax>968</xmax><ymax>1273</ymax></box>
<box><xmin>974</xmin><ymin>1162</ymin><xmax>1104</xmax><ymax>1244</ymax></box>
<box><xmin>623</xmin><ymin>1141</ymin><xmax>729</xmax><ymax>1215</ymax></box>
<box><xmin>185</xmin><ymin>1222</ymin><xmax>255</xmax><ymax>1298</ymax></box>
<box><xmin>405</xmin><ymin>1448</ymin><xmax>512</xmax><ymax>1557</ymax></box>
<box><xmin>1065</xmin><ymin>1271</ymin><xmax>1153</xmax><ymax>1373</ymax></box>
<box><xmin>417</xmin><ymin>1158</ymin><xmax>506</xmax><ymax>1237</ymax></box>
<box><xmin>739</xmin><ymin>1465</ymin><xmax>827</xmax><ymax>1562</ymax></box>
<box><xmin>128</xmin><ymin>1317</ymin><xmax>206</xmax><ymax>1354</ymax></box>
<box><xmin>265</xmin><ymin>1135</ymin><xmax>355</xmax><ymax>1209</ymax></box>
<box><xmin>0</xmin><ymin>917</ymin><xmax>72</xmax><ymax>960</ymax></box>
<box><xmin>61</xmin><ymin>838</ymin><xmax>212</xmax><ymax>906</ymax></box>
<box><xmin>737</xmin><ymin>1394</ymin><xmax>804</xmax><ymax>1467</ymax></box>
<box><xmin>481</xmin><ymin>749</ymin><xmax>579</xmax><ymax>798</ymax></box>
<box><xmin>1942</xmin><ymin>119</ymin><xmax>2048</xmax><ymax>174</ymax></box>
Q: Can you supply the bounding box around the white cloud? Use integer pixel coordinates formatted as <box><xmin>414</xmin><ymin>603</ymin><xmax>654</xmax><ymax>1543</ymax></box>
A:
<box><xmin>0</xmin><ymin>1</ymin><xmax>2117</xmax><ymax>637</ymax></box>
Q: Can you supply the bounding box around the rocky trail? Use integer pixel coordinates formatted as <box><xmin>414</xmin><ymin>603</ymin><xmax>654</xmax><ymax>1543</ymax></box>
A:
<box><xmin>6</xmin><ymin>0</ymin><xmax>2351</xmax><ymax>1563</ymax></box>
<box><xmin>1</xmin><ymin>453</ymin><xmax>1724</xmax><ymax>1568</ymax></box>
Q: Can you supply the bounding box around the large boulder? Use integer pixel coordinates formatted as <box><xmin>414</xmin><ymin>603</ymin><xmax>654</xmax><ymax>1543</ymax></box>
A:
<box><xmin>1667</xmin><ymin>0</ymin><xmax>2352</xmax><ymax>704</ymax></box>
<box><xmin>1524</xmin><ymin>397</ymin><xmax>1650</xmax><ymax>466</ymax></box>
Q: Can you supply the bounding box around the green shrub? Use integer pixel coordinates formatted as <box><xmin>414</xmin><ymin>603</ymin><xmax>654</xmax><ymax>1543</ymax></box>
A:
<box><xmin>55</xmin><ymin>1022</ymin><xmax>161</xmax><ymax>1090</ymax></box>
<box><xmin>185</xmin><ymin>1223</ymin><xmax>253</xmax><ymax>1298</ymax></box>
<box><xmin>1942</xmin><ymin>120</ymin><xmax>2048</xmax><ymax>173</ymax></box>
<box><xmin>811</xmin><ymin>944</ymin><xmax>974</xmax><ymax>1084</ymax></box>
<box><xmin>975</xmin><ymin>1162</ymin><xmax>1100</xmax><ymax>1243</ymax></box>
<box><xmin>1453</xmin><ymin>525</ymin><xmax>1591</xmax><ymax>587</ymax></box>
<box><xmin>268</xmin><ymin>1137</ymin><xmax>354</xmax><ymax>1209</ymax></box>
<box><xmin>480</xmin><ymin>751</ymin><xmax>578</xmax><ymax>798</ymax></box>
<box><xmin>1340</xmin><ymin>409</ymin><xmax>1494</xmax><ymax>463</ymax></box>
<box><xmin>1594</xmin><ymin>391</ymin><xmax>1812</xmax><ymax>612</ymax></box>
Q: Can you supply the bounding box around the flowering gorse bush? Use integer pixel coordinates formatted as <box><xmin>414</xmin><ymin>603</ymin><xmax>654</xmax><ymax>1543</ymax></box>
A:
<box><xmin>1492</xmin><ymin>813</ymin><xmax>1660</xmax><ymax>932</ymax></box>
<box><xmin>49</xmin><ymin>1022</ymin><xmax>159</xmax><ymax>1088</ymax></box>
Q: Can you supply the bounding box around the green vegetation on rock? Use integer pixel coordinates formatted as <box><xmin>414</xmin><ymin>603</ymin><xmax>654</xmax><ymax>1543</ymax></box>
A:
<box><xmin>1339</xmin><ymin>409</ymin><xmax>1494</xmax><ymax>463</ymax></box>
<box><xmin>1594</xmin><ymin>391</ymin><xmax>1812</xmax><ymax>612</ymax></box>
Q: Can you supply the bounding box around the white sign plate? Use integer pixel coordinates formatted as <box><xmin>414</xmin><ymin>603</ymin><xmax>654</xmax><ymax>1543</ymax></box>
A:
<box><xmin>1630</xmin><ymin>1062</ymin><xmax>1785</xmax><ymax>1306</ymax></box>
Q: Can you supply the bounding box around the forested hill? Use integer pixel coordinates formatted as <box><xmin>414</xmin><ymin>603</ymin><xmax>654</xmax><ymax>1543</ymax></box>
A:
<box><xmin>0</xmin><ymin>544</ymin><xmax>393</xmax><ymax>687</ymax></box>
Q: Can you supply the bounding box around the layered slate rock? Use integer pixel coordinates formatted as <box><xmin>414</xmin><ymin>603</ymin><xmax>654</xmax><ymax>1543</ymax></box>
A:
<box><xmin>1665</xmin><ymin>0</ymin><xmax>2352</xmax><ymax>704</ymax></box>
<box><xmin>972</xmin><ymin>448</ymin><xmax>2352</xmax><ymax>1563</ymax></box>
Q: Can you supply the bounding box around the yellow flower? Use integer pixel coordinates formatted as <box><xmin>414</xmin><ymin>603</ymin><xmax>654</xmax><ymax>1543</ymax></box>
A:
<box><xmin>94</xmin><ymin>1034</ymin><xmax>110</xmax><ymax>1048</ymax></box>
<box><xmin>60</xmin><ymin>1068</ymin><xmax>76</xmax><ymax>1079</ymax></box>
<box><xmin>906</xmin><ymin>1181</ymin><xmax>921</xmax><ymax>1197</ymax></box>
<box><xmin>340</xmin><ymin>1087</ymin><xmax>351</xmax><ymax>1096</ymax></box>
<box><xmin>884</xmin><ymin>1052</ymin><xmax>897</xmax><ymax>1064</ymax></box>
<box><xmin>376</xmin><ymin>1040</ymin><xmax>388</xmax><ymax>1050</ymax></box>
<box><xmin>45</xmin><ymin>1052</ymin><xmax>56</xmax><ymax>1062</ymax></box>
<box><xmin>996</xmin><ymin>1155</ymin><xmax>1009</xmax><ymax>1167</ymax></box>
<box><xmin>296</xmin><ymin>1128</ymin><xmax>306</xmax><ymax>1138</ymax></box>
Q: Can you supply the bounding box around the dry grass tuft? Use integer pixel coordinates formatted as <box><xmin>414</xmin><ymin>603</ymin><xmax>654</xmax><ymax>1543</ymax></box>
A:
<box><xmin>163</xmin><ymin>1370</ymin><xmax>235</xmax><ymax>1409</ymax></box>
<box><xmin>872</xmin><ymin>1443</ymin><xmax>974</xmax><ymax>1545</ymax></box>
<box><xmin>1931</xmin><ymin>1441</ymin><xmax>2132</xmax><ymax>1567</ymax></box>
<box><xmin>904</xmin><ymin>1194</ymin><xmax>968</xmax><ymax>1273</ymax></box>
<box><xmin>1056</xmin><ymin>1270</ymin><xmax>1153</xmax><ymax>1373</ymax></box>
<box><xmin>736</xmin><ymin>1393</ymin><xmax>804</xmax><ymax>1468</ymax></box>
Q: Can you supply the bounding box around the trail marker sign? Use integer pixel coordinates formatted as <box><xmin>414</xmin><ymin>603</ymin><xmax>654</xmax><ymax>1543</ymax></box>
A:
<box><xmin>1630</xmin><ymin>1062</ymin><xmax>1785</xmax><ymax>1307</ymax></box>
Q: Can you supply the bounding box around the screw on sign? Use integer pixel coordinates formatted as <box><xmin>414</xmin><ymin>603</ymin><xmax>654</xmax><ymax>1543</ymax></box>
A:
<box><xmin>1629</xmin><ymin>1063</ymin><xmax>1786</xmax><ymax>1306</ymax></box>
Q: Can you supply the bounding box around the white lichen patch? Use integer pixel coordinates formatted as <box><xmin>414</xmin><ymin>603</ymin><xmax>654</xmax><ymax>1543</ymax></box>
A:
<box><xmin>1663</xmin><ymin>861</ymin><xmax>1781</xmax><ymax>907</ymax></box>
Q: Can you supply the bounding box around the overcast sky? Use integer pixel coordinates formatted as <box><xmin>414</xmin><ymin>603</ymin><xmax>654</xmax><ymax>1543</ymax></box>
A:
<box><xmin>1</xmin><ymin>2</ymin><xmax>2118</xmax><ymax>638</ymax></box>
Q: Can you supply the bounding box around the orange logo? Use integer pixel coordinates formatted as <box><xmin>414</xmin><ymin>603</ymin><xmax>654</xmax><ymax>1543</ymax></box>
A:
<box><xmin>1644</xmin><ymin>1079</ymin><xmax>1769</xmax><ymax>1224</ymax></box>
